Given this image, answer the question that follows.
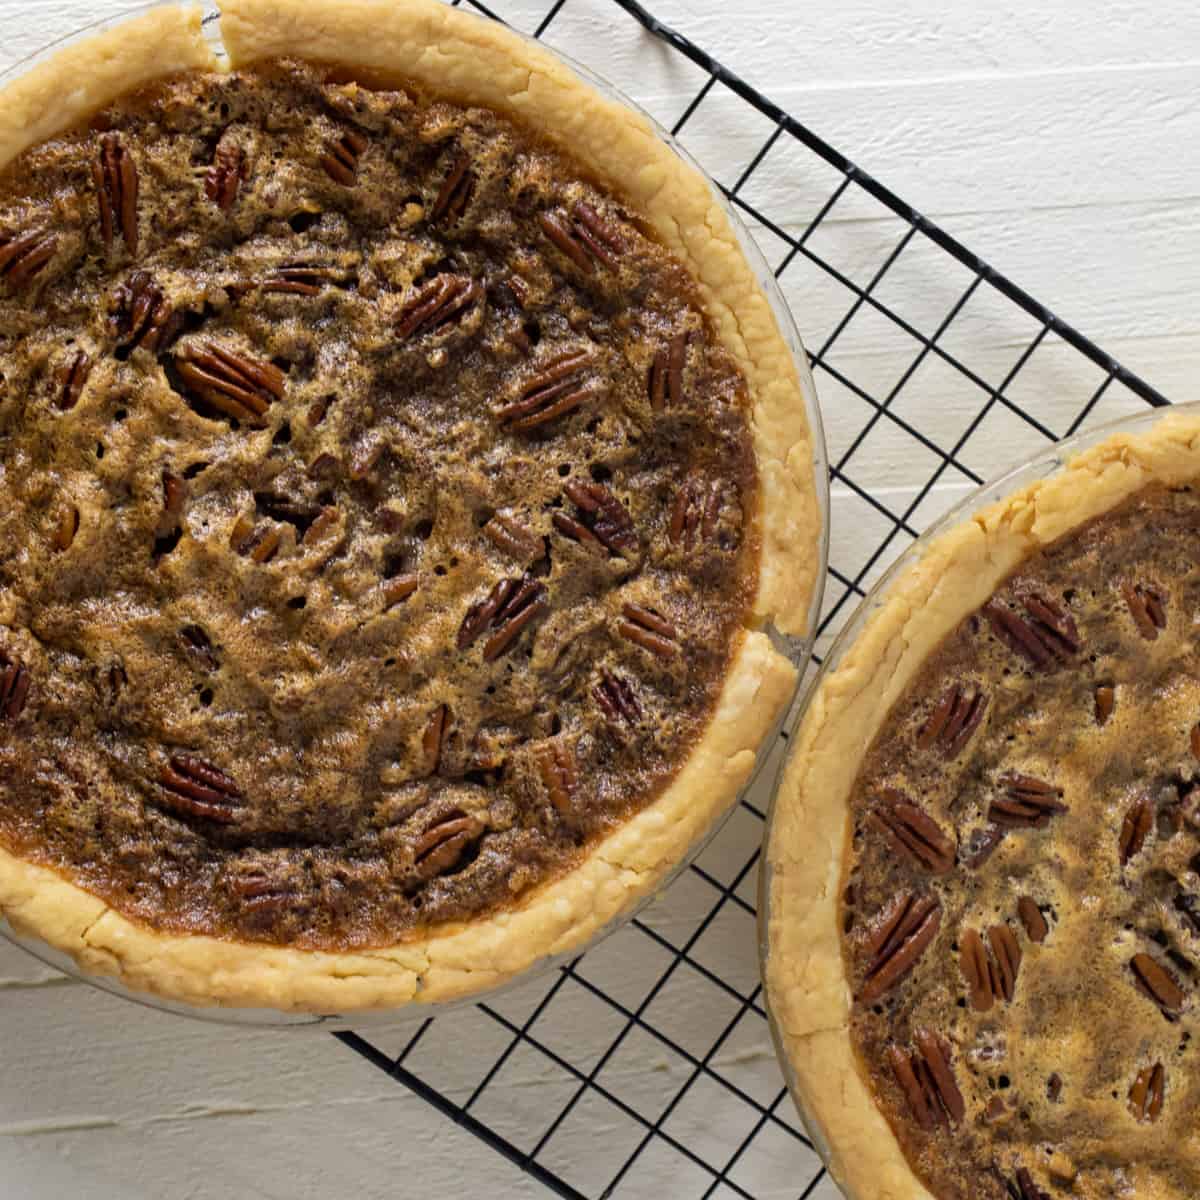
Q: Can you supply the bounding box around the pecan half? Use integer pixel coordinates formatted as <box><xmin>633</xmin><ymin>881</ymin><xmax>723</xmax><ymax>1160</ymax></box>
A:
<box><xmin>114</xmin><ymin>272</ymin><xmax>179</xmax><ymax>354</ymax></box>
<box><xmin>53</xmin><ymin>501</ymin><xmax>80</xmax><ymax>551</ymax></box>
<box><xmin>960</xmin><ymin>924</ymin><xmax>1022</xmax><ymax>1010</ymax></box>
<box><xmin>423</xmin><ymin>705</ymin><xmax>449</xmax><ymax>775</ymax></box>
<box><xmin>917</xmin><ymin>684</ymin><xmax>989</xmax><ymax>760</ymax></box>
<box><xmin>537</xmin><ymin>741</ymin><xmax>577</xmax><ymax>814</ymax></box>
<box><xmin>413</xmin><ymin>811</ymin><xmax>484</xmax><ymax>881</ymax></box>
<box><xmin>553</xmin><ymin>512</ymin><xmax>601</xmax><ymax>553</ymax></box>
<box><xmin>58</xmin><ymin>350</ymin><xmax>91</xmax><ymax>411</ymax></box>
<box><xmin>459</xmin><ymin>577</ymin><xmax>518</xmax><ymax>647</ymax></box>
<box><xmin>959</xmin><ymin>928</ymin><xmax>992</xmax><ymax>1010</ymax></box>
<box><xmin>158</xmin><ymin>755</ymin><xmax>243</xmax><ymax>823</ymax></box>
<box><xmin>396</xmin><ymin>273</ymin><xmax>482</xmax><ymax>341</ymax></box>
<box><xmin>1094</xmin><ymin>684</ymin><xmax>1115</xmax><ymax>725</ymax></box>
<box><xmin>870</xmin><ymin>789</ymin><xmax>956</xmax><ymax>874</ymax></box>
<box><xmin>307</xmin><ymin>396</ymin><xmax>332</xmax><ymax>428</ymax></box>
<box><xmin>1131</xmin><ymin>952</ymin><xmax>1186</xmax><ymax>1019</ymax></box>
<box><xmin>983</xmin><ymin>592</ymin><xmax>1080</xmax><ymax>669</ymax></box>
<box><xmin>1129</xmin><ymin>1062</ymin><xmax>1165</xmax><ymax>1123</ymax></box>
<box><xmin>0</xmin><ymin>229</ymin><xmax>57</xmax><ymax>288</ymax></box>
<box><xmin>496</xmin><ymin>350</ymin><xmax>595</xmax><ymax>431</ymax></box>
<box><xmin>618</xmin><ymin>602</ymin><xmax>679</xmax><ymax>659</ymax></box>
<box><xmin>431</xmin><ymin>155</ymin><xmax>473</xmax><ymax>224</ymax></box>
<box><xmin>555</xmin><ymin>480</ymin><xmax>637</xmax><ymax>557</ymax></box>
<box><xmin>859</xmin><ymin>893</ymin><xmax>941</xmax><ymax>1004</ymax></box>
<box><xmin>648</xmin><ymin>333</ymin><xmax>687</xmax><ymax>409</ymax></box>
<box><xmin>890</xmin><ymin>1042</ymin><xmax>938</xmax><ymax>1127</ymax></box>
<box><xmin>888</xmin><ymin>1030</ymin><xmax>965</xmax><ymax>1129</ymax></box>
<box><xmin>229</xmin><ymin>863</ymin><xmax>300</xmax><ymax>913</ymax></box>
<box><xmin>381</xmin><ymin>574</ymin><xmax>419</xmax><ymax>609</ymax></box>
<box><xmin>1122</xmin><ymin>581</ymin><xmax>1167</xmax><ymax>639</ymax></box>
<box><xmin>459</xmin><ymin>577</ymin><xmax>548</xmax><ymax>661</ymax></box>
<box><xmin>320</xmin><ymin>128</ymin><xmax>368</xmax><ymax>186</ymax></box>
<box><xmin>593</xmin><ymin>669</ymin><xmax>642</xmax><ymax>729</ymax></box>
<box><xmin>0</xmin><ymin>653</ymin><xmax>31</xmax><ymax>721</ymax></box>
<box><xmin>1017</xmin><ymin>897</ymin><xmax>1049</xmax><ymax>943</ymax></box>
<box><xmin>1007</xmin><ymin>1169</ymin><xmax>1049</xmax><ymax>1200</ymax></box>
<box><xmin>175</xmin><ymin>341</ymin><xmax>285</xmax><ymax>425</ymax></box>
<box><xmin>92</xmin><ymin>132</ymin><xmax>138</xmax><ymax>254</ymax></box>
<box><xmin>989</xmin><ymin>774</ymin><xmax>1067</xmax><ymax>827</ymax></box>
<box><xmin>483</xmin><ymin>512</ymin><xmax>540</xmax><ymax>561</ymax></box>
<box><xmin>669</xmin><ymin>475</ymin><xmax>727</xmax><ymax>550</ymax></box>
<box><xmin>538</xmin><ymin>202</ymin><xmax>624</xmax><ymax>273</ymax></box>
<box><xmin>205</xmin><ymin>129</ymin><xmax>246</xmax><ymax>211</ymax></box>
<box><xmin>1119</xmin><ymin>795</ymin><xmax>1154</xmax><ymax>865</ymax></box>
<box><xmin>485</xmin><ymin>581</ymin><xmax>548</xmax><ymax>661</ymax></box>
<box><xmin>989</xmin><ymin>924</ymin><xmax>1022</xmax><ymax>1001</ymax></box>
<box><xmin>262</xmin><ymin>262</ymin><xmax>349</xmax><ymax>296</ymax></box>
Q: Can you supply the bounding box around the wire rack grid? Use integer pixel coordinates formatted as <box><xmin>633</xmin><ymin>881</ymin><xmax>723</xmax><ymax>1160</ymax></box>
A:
<box><xmin>333</xmin><ymin>2</ymin><xmax>1169</xmax><ymax>1197</ymax></box>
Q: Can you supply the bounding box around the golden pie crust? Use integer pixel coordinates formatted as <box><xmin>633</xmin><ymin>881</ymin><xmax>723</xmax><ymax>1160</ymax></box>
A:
<box><xmin>764</xmin><ymin>410</ymin><xmax>1200</xmax><ymax>1199</ymax></box>
<box><xmin>0</xmin><ymin>0</ymin><xmax>820</xmax><ymax>1011</ymax></box>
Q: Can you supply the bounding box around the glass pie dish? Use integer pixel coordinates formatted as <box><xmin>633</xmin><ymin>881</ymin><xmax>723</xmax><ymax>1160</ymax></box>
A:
<box><xmin>0</xmin><ymin>0</ymin><xmax>829</xmax><ymax>1026</ymax></box>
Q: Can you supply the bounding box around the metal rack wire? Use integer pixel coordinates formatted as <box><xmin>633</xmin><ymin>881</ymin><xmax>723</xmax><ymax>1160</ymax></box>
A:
<box><xmin>334</xmin><ymin>2</ymin><xmax>1169</xmax><ymax>1196</ymax></box>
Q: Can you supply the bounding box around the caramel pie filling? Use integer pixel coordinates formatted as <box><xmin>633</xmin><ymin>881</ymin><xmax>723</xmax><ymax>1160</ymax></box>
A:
<box><xmin>0</xmin><ymin>62</ymin><xmax>758</xmax><ymax>950</ymax></box>
<box><xmin>840</xmin><ymin>480</ymin><xmax>1200</xmax><ymax>1200</ymax></box>
<box><xmin>843</xmin><ymin>483</ymin><xmax>1200</xmax><ymax>1200</ymax></box>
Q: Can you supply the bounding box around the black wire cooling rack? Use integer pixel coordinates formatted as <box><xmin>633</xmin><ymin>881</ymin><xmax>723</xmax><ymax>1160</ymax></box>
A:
<box><xmin>334</xmin><ymin>2</ymin><xmax>1170</xmax><ymax>1197</ymax></box>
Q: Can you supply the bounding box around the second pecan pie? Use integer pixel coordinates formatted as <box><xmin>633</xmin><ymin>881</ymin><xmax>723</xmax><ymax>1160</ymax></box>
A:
<box><xmin>766</xmin><ymin>411</ymin><xmax>1200</xmax><ymax>1200</ymax></box>
<box><xmin>0</xmin><ymin>1</ymin><xmax>820</xmax><ymax>1010</ymax></box>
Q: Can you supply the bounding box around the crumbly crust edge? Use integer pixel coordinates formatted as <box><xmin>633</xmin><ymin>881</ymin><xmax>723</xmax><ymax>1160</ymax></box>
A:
<box><xmin>0</xmin><ymin>0</ymin><xmax>808</xmax><ymax>1010</ymax></box>
<box><xmin>763</xmin><ymin>410</ymin><xmax>1200</xmax><ymax>1200</ymax></box>
<box><xmin>1</xmin><ymin>629</ymin><xmax>793</xmax><ymax>1010</ymax></box>
<box><xmin>0</xmin><ymin>6</ymin><xmax>216</xmax><ymax>167</ymax></box>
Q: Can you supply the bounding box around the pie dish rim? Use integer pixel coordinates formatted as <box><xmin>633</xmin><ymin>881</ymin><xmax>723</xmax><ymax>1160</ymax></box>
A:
<box><xmin>0</xmin><ymin>0</ymin><xmax>826</xmax><ymax>1013</ymax></box>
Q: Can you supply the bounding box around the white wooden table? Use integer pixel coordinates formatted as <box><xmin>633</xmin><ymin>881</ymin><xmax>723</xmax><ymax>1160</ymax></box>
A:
<box><xmin>0</xmin><ymin>1</ymin><xmax>1193</xmax><ymax>1197</ymax></box>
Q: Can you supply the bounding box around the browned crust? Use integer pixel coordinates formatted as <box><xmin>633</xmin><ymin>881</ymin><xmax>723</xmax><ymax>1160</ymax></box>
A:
<box><xmin>0</xmin><ymin>0</ymin><xmax>812</xmax><ymax>1011</ymax></box>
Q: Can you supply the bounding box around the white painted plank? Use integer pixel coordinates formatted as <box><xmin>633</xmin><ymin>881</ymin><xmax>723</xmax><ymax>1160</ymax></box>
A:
<box><xmin>596</xmin><ymin>0</ymin><xmax>1200</xmax><ymax>80</ymax></box>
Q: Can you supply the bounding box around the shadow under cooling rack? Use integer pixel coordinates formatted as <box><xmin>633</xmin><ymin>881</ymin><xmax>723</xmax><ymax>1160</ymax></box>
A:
<box><xmin>334</xmin><ymin>2</ymin><xmax>1169</xmax><ymax>1198</ymax></box>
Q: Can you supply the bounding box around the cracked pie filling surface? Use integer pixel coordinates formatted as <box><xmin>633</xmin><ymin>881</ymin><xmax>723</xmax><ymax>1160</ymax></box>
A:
<box><xmin>0</xmin><ymin>1</ymin><xmax>818</xmax><ymax>1010</ymax></box>
<box><xmin>767</xmin><ymin>416</ymin><xmax>1200</xmax><ymax>1200</ymax></box>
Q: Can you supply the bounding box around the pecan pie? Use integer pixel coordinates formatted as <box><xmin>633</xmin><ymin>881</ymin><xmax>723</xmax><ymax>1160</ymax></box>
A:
<box><xmin>766</xmin><ymin>413</ymin><xmax>1200</xmax><ymax>1200</ymax></box>
<box><xmin>0</xmin><ymin>1</ymin><xmax>820</xmax><ymax>1011</ymax></box>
